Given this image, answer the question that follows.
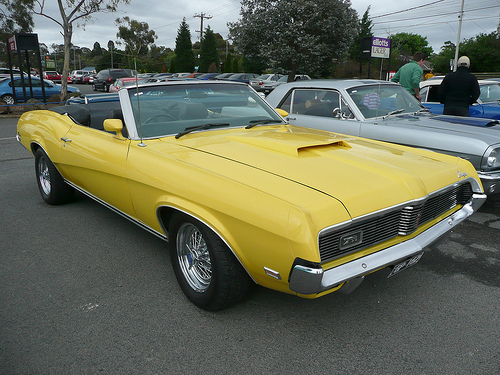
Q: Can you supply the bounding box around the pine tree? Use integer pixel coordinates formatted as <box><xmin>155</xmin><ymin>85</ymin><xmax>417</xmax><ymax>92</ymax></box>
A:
<box><xmin>199</xmin><ymin>26</ymin><xmax>219</xmax><ymax>73</ymax></box>
<box><xmin>174</xmin><ymin>18</ymin><xmax>195</xmax><ymax>72</ymax></box>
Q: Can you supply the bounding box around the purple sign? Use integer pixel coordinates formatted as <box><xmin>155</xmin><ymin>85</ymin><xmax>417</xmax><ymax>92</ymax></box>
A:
<box><xmin>371</xmin><ymin>37</ymin><xmax>391</xmax><ymax>58</ymax></box>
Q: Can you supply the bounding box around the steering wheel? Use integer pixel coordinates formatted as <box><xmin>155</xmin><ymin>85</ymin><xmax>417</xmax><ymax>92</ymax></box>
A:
<box><xmin>143</xmin><ymin>112</ymin><xmax>176</xmax><ymax>124</ymax></box>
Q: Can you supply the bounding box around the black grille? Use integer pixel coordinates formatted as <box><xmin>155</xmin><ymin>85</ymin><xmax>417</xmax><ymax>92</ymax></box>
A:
<box><xmin>318</xmin><ymin>182</ymin><xmax>473</xmax><ymax>263</ymax></box>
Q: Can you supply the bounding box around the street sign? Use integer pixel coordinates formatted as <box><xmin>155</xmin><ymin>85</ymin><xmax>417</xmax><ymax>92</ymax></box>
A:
<box><xmin>371</xmin><ymin>37</ymin><xmax>391</xmax><ymax>59</ymax></box>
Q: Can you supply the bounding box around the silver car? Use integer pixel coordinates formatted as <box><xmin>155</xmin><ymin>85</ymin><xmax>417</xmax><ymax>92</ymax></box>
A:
<box><xmin>249</xmin><ymin>73</ymin><xmax>283</xmax><ymax>92</ymax></box>
<box><xmin>266</xmin><ymin>79</ymin><xmax>500</xmax><ymax>195</ymax></box>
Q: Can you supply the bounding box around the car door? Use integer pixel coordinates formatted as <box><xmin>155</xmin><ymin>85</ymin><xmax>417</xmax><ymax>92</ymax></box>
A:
<box><xmin>277</xmin><ymin>88</ymin><xmax>361</xmax><ymax>136</ymax></box>
<box><xmin>59</xmin><ymin>123</ymin><xmax>135</xmax><ymax>216</ymax></box>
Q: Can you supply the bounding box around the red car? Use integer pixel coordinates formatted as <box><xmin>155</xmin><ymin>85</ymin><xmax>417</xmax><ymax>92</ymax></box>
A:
<box><xmin>43</xmin><ymin>71</ymin><xmax>62</xmax><ymax>83</ymax></box>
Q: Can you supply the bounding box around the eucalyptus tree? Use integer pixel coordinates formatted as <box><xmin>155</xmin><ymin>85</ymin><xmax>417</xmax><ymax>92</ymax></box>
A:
<box><xmin>31</xmin><ymin>0</ymin><xmax>130</xmax><ymax>98</ymax></box>
<box><xmin>116</xmin><ymin>17</ymin><xmax>157</xmax><ymax>56</ymax></box>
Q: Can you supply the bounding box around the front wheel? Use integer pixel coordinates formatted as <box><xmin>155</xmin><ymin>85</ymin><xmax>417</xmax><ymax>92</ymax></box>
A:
<box><xmin>169</xmin><ymin>213</ymin><xmax>252</xmax><ymax>311</ymax></box>
<box><xmin>34</xmin><ymin>149</ymin><xmax>74</xmax><ymax>205</ymax></box>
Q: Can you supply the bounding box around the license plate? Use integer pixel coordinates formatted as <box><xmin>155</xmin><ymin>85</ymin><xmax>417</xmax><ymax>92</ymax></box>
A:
<box><xmin>387</xmin><ymin>252</ymin><xmax>423</xmax><ymax>278</ymax></box>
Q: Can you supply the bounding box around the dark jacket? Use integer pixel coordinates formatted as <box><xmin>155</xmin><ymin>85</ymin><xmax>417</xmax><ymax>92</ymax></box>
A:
<box><xmin>438</xmin><ymin>67</ymin><xmax>480</xmax><ymax>110</ymax></box>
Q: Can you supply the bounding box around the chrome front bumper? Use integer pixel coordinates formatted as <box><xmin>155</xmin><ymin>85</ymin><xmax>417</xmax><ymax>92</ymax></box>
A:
<box><xmin>289</xmin><ymin>193</ymin><xmax>487</xmax><ymax>295</ymax></box>
<box><xmin>477</xmin><ymin>170</ymin><xmax>500</xmax><ymax>195</ymax></box>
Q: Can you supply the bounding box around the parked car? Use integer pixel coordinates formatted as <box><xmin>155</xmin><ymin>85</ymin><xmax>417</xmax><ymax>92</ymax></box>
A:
<box><xmin>43</xmin><ymin>71</ymin><xmax>62</xmax><ymax>83</ymax></box>
<box><xmin>266</xmin><ymin>79</ymin><xmax>500</xmax><ymax>195</ymax></box>
<box><xmin>222</xmin><ymin>73</ymin><xmax>259</xmax><ymax>84</ymax></box>
<box><xmin>196</xmin><ymin>73</ymin><xmax>220</xmax><ymax>80</ymax></box>
<box><xmin>0</xmin><ymin>76</ymin><xmax>79</xmax><ymax>104</ymax></box>
<box><xmin>83</xmin><ymin>74</ymin><xmax>96</xmax><ymax>84</ymax></box>
<box><xmin>109</xmin><ymin>77</ymin><xmax>150</xmax><ymax>92</ymax></box>
<box><xmin>16</xmin><ymin>80</ymin><xmax>485</xmax><ymax>310</ymax></box>
<box><xmin>213</xmin><ymin>73</ymin><xmax>234</xmax><ymax>80</ymax></box>
<box><xmin>262</xmin><ymin>74</ymin><xmax>311</xmax><ymax>94</ymax></box>
<box><xmin>0</xmin><ymin>67</ymin><xmax>28</xmax><ymax>79</ymax></box>
<box><xmin>68</xmin><ymin>70</ymin><xmax>86</xmax><ymax>83</ymax></box>
<box><xmin>93</xmin><ymin>69</ymin><xmax>130</xmax><ymax>92</ymax></box>
<box><xmin>249</xmin><ymin>74</ymin><xmax>283</xmax><ymax>92</ymax></box>
<box><xmin>420</xmin><ymin>79</ymin><xmax>500</xmax><ymax>119</ymax></box>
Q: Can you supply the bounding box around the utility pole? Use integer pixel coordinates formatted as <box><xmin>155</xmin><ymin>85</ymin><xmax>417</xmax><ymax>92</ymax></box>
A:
<box><xmin>194</xmin><ymin>13</ymin><xmax>212</xmax><ymax>41</ymax></box>
<box><xmin>453</xmin><ymin>0</ymin><xmax>465</xmax><ymax>72</ymax></box>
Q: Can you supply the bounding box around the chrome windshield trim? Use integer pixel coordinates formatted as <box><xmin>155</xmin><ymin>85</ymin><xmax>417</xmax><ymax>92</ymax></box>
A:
<box><xmin>290</xmin><ymin>193</ymin><xmax>486</xmax><ymax>295</ymax></box>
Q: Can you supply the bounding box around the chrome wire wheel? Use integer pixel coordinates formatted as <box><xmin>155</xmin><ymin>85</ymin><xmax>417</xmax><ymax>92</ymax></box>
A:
<box><xmin>37</xmin><ymin>154</ymin><xmax>51</xmax><ymax>196</ymax></box>
<box><xmin>176</xmin><ymin>222</ymin><xmax>212</xmax><ymax>293</ymax></box>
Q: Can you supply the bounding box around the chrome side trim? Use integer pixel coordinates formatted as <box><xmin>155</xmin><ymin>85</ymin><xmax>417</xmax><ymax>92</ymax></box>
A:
<box><xmin>65</xmin><ymin>180</ymin><xmax>167</xmax><ymax>241</ymax></box>
<box><xmin>289</xmin><ymin>193</ymin><xmax>486</xmax><ymax>295</ymax></box>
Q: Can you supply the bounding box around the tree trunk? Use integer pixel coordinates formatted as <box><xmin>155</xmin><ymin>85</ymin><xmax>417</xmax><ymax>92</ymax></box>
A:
<box><xmin>61</xmin><ymin>24</ymin><xmax>72</xmax><ymax>101</ymax></box>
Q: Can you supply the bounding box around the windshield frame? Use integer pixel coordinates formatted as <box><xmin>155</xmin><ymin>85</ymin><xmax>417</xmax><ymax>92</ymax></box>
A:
<box><xmin>122</xmin><ymin>82</ymin><xmax>286</xmax><ymax>140</ymax></box>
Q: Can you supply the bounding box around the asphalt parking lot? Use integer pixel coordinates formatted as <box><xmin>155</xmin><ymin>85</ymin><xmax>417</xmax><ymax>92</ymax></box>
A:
<box><xmin>1</xmin><ymin>113</ymin><xmax>499</xmax><ymax>374</ymax></box>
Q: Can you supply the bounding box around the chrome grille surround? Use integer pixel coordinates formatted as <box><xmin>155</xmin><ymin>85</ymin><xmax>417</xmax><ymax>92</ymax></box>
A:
<box><xmin>318</xmin><ymin>179</ymin><xmax>475</xmax><ymax>263</ymax></box>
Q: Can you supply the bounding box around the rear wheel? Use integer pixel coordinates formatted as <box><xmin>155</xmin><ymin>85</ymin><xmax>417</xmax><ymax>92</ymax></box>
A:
<box><xmin>1</xmin><ymin>94</ymin><xmax>14</xmax><ymax>105</ymax></box>
<box><xmin>169</xmin><ymin>213</ymin><xmax>252</xmax><ymax>311</ymax></box>
<box><xmin>34</xmin><ymin>149</ymin><xmax>74</xmax><ymax>205</ymax></box>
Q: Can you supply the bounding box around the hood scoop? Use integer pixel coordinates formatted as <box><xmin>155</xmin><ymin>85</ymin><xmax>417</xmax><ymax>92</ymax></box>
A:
<box><xmin>226</xmin><ymin>132</ymin><xmax>351</xmax><ymax>156</ymax></box>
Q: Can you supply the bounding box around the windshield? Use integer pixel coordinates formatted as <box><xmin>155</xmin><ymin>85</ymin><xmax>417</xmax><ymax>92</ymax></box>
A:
<box><xmin>479</xmin><ymin>83</ymin><xmax>500</xmax><ymax>103</ymax></box>
<box><xmin>347</xmin><ymin>84</ymin><xmax>422</xmax><ymax>118</ymax></box>
<box><xmin>128</xmin><ymin>83</ymin><xmax>285</xmax><ymax>138</ymax></box>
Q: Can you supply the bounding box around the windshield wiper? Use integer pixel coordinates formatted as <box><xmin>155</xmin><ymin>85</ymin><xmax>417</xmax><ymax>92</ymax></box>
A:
<box><xmin>414</xmin><ymin>108</ymin><xmax>431</xmax><ymax>115</ymax></box>
<box><xmin>382</xmin><ymin>108</ymin><xmax>405</xmax><ymax>119</ymax></box>
<box><xmin>245</xmin><ymin>119</ymin><xmax>282</xmax><ymax>129</ymax></box>
<box><xmin>175</xmin><ymin>123</ymin><xmax>230</xmax><ymax>139</ymax></box>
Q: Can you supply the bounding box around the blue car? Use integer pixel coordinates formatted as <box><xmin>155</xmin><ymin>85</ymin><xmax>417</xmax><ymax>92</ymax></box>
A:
<box><xmin>420</xmin><ymin>79</ymin><xmax>500</xmax><ymax>119</ymax></box>
<box><xmin>0</xmin><ymin>76</ymin><xmax>79</xmax><ymax>105</ymax></box>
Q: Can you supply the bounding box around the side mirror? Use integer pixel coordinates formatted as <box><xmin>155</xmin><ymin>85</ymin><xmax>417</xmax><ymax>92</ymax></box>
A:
<box><xmin>103</xmin><ymin>118</ymin><xmax>125</xmax><ymax>139</ymax></box>
<box><xmin>275</xmin><ymin>108</ymin><xmax>289</xmax><ymax>118</ymax></box>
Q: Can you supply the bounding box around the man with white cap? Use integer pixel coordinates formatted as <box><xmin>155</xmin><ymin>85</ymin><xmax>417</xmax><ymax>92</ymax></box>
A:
<box><xmin>437</xmin><ymin>56</ymin><xmax>480</xmax><ymax>116</ymax></box>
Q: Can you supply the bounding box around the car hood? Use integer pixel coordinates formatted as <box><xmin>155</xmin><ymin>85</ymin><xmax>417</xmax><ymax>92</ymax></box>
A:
<box><xmin>382</xmin><ymin>113</ymin><xmax>500</xmax><ymax>145</ymax></box>
<box><xmin>156</xmin><ymin>125</ymin><xmax>472</xmax><ymax>218</ymax></box>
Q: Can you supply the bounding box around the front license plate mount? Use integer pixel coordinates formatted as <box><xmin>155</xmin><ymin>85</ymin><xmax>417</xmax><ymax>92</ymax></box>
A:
<box><xmin>387</xmin><ymin>252</ymin><xmax>423</xmax><ymax>278</ymax></box>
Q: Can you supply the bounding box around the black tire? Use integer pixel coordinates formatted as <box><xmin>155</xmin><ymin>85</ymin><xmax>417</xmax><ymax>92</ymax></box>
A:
<box><xmin>92</xmin><ymin>84</ymin><xmax>97</xmax><ymax>91</ymax></box>
<box><xmin>105</xmin><ymin>84</ymin><xmax>110</xmax><ymax>92</ymax></box>
<box><xmin>34</xmin><ymin>149</ymin><xmax>74</xmax><ymax>205</ymax></box>
<box><xmin>1</xmin><ymin>94</ymin><xmax>14</xmax><ymax>105</ymax></box>
<box><xmin>169</xmin><ymin>213</ymin><xmax>252</xmax><ymax>311</ymax></box>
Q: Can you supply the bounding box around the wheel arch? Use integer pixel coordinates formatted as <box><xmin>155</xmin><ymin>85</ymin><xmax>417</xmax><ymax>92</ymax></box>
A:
<box><xmin>156</xmin><ymin>204</ymin><xmax>256</xmax><ymax>283</ymax></box>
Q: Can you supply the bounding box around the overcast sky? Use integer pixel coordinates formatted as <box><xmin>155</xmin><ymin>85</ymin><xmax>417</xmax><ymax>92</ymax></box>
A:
<box><xmin>32</xmin><ymin>0</ymin><xmax>499</xmax><ymax>55</ymax></box>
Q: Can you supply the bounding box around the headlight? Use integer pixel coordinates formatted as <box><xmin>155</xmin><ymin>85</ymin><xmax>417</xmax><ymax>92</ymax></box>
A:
<box><xmin>487</xmin><ymin>149</ymin><xmax>497</xmax><ymax>167</ymax></box>
<box><xmin>483</xmin><ymin>147</ymin><xmax>500</xmax><ymax>170</ymax></box>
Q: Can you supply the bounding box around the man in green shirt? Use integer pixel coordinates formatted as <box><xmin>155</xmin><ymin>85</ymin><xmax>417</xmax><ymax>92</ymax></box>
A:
<box><xmin>391</xmin><ymin>51</ymin><xmax>425</xmax><ymax>101</ymax></box>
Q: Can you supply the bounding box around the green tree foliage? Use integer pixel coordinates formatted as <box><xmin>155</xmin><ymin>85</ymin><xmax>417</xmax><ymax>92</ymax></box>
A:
<box><xmin>199</xmin><ymin>26</ymin><xmax>219</xmax><ymax>73</ymax></box>
<box><xmin>390</xmin><ymin>32</ymin><xmax>433</xmax><ymax>67</ymax></box>
<box><xmin>429</xmin><ymin>41</ymin><xmax>455</xmax><ymax>73</ymax></box>
<box><xmin>223</xmin><ymin>51</ymin><xmax>233</xmax><ymax>73</ymax></box>
<box><xmin>460</xmin><ymin>32</ymin><xmax>500</xmax><ymax>72</ymax></box>
<box><xmin>115</xmin><ymin>16</ymin><xmax>157</xmax><ymax>56</ymax></box>
<box><xmin>228</xmin><ymin>0</ymin><xmax>358</xmax><ymax>79</ymax></box>
<box><xmin>430</xmin><ymin>32</ymin><xmax>500</xmax><ymax>74</ymax></box>
<box><xmin>349</xmin><ymin>6</ymin><xmax>373</xmax><ymax>60</ymax></box>
<box><xmin>174</xmin><ymin>18</ymin><xmax>195</xmax><ymax>72</ymax></box>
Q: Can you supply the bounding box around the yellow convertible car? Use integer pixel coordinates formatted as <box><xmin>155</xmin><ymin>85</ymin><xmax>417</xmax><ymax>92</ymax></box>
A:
<box><xmin>17</xmin><ymin>81</ymin><xmax>486</xmax><ymax>310</ymax></box>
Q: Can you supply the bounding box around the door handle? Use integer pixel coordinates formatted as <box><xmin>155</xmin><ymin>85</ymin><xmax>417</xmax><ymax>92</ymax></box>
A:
<box><xmin>60</xmin><ymin>137</ymin><xmax>72</xmax><ymax>142</ymax></box>
<box><xmin>287</xmin><ymin>117</ymin><xmax>296</xmax><ymax>121</ymax></box>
